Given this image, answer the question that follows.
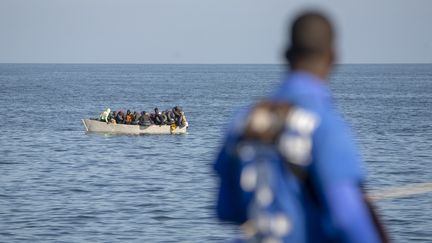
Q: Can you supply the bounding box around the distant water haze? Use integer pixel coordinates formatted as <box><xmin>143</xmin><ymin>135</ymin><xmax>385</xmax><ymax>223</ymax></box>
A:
<box><xmin>0</xmin><ymin>0</ymin><xmax>432</xmax><ymax>64</ymax></box>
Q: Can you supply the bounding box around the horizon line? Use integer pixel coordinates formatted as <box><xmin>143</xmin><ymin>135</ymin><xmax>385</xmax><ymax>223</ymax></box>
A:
<box><xmin>0</xmin><ymin>62</ymin><xmax>431</xmax><ymax>65</ymax></box>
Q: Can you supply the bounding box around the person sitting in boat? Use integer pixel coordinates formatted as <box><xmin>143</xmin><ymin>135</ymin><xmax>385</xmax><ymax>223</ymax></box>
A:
<box><xmin>152</xmin><ymin>107</ymin><xmax>164</xmax><ymax>125</ymax></box>
<box><xmin>165</xmin><ymin>109</ymin><xmax>176</xmax><ymax>125</ymax></box>
<box><xmin>173</xmin><ymin>106</ymin><xmax>180</xmax><ymax>123</ymax></box>
<box><xmin>122</xmin><ymin>111</ymin><xmax>127</xmax><ymax>123</ymax></box>
<box><xmin>179</xmin><ymin>110</ymin><xmax>188</xmax><ymax>127</ymax></box>
<box><xmin>150</xmin><ymin>108</ymin><xmax>157</xmax><ymax>124</ymax></box>
<box><xmin>160</xmin><ymin>111</ymin><xmax>169</xmax><ymax>125</ymax></box>
<box><xmin>125</xmin><ymin>110</ymin><xmax>134</xmax><ymax>124</ymax></box>
<box><xmin>173</xmin><ymin>106</ymin><xmax>187</xmax><ymax>127</ymax></box>
<box><xmin>139</xmin><ymin>111</ymin><xmax>152</xmax><ymax>126</ymax></box>
<box><xmin>115</xmin><ymin>111</ymin><xmax>124</xmax><ymax>124</ymax></box>
<box><xmin>132</xmin><ymin>111</ymin><xmax>140</xmax><ymax>125</ymax></box>
<box><xmin>109</xmin><ymin>111</ymin><xmax>117</xmax><ymax>124</ymax></box>
<box><xmin>99</xmin><ymin>108</ymin><xmax>111</xmax><ymax>123</ymax></box>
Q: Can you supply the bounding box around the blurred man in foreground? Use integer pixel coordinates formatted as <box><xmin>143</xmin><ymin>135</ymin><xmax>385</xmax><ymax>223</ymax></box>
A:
<box><xmin>214</xmin><ymin>12</ymin><xmax>388</xmax><ymax>242</ymax></box>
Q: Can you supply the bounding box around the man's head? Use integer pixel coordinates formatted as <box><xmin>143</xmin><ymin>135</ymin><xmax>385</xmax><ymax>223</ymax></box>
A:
<box><xmin>285</xmin><ymin>12</ymin><xmax>335</xmax><ymax>79</ymax></box>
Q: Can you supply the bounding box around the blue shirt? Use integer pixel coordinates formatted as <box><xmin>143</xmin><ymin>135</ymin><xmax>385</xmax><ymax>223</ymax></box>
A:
<box><xmin>214</xmin><ymin>71</ymin><xmax>381</xmax><ymax>242</ymax></box>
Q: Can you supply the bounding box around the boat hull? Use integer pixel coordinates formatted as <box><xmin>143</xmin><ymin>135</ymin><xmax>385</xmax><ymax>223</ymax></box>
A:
<box><xmin>82</xmin><ymin>119</ymin><xmax>187</xmax><ymax>135</ymax></box>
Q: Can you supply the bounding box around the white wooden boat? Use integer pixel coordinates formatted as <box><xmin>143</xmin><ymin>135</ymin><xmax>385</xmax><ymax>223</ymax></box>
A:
<box><xmin>82</xmin><ymin>119</ymin><xmax>188</xmax><ymax>135</ymax></box>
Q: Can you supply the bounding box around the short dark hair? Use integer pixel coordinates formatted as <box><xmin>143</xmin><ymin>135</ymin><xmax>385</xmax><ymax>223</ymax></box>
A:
<box><xmin>285</xmin><ymin>12</ymin><xmax>334</xmax><ymax>65</ymax></box>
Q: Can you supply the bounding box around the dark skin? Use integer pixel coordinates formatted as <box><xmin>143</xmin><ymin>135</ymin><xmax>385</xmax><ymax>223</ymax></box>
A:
<box><xmin>286</xmin><ymin>13</ymin><xmax>336</xmax><ymax>81</ymax></box>
<box><xmin>291</xmin><ymin>52</ymin><xmax>334</xmax><ymax>81</ymax></box>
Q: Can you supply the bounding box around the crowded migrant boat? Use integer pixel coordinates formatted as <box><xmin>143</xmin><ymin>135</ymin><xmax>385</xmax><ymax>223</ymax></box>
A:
<box><xmin>98</xmin><ymin>106</ymin><xmax>188</xmax><ymax>127</ymax></box>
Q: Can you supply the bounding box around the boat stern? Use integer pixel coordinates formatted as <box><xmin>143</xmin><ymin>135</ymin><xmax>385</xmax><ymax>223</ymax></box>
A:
<box><xmin>82</xmin><ymin>119</ymin><xmax>89</xmax><ymax>132</ymax></box>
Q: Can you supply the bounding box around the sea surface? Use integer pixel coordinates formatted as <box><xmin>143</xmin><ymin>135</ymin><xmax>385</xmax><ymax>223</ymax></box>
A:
<box><xmin>0</xmin><ymin>64</ymin><xmax>431</xmax><ymax>242</ymax></box>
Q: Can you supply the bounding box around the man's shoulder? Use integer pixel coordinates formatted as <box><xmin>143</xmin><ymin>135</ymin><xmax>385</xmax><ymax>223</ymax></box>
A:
<box><xmin>316</xmin><ymin>108</ymin><xmax>351</xmax><ymax>135</ymax></box>
<box><xmin>311</xmin><ymin>110</ymin><xmax>364</xmax><ymax>183</ymax></box>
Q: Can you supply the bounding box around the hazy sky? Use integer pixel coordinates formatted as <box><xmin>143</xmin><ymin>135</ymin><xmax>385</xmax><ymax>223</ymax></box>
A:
<box><xmin>1</xmin><ymin>0</ymin><xmax>431</xmax><ymax>64</ymax></box>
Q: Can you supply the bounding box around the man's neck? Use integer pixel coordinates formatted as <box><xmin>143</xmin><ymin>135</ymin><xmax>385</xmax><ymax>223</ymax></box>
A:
<box><xmin>291</xmin><ymin>59</ymin><xmax>331</xmax><ymax>81</ymax></box>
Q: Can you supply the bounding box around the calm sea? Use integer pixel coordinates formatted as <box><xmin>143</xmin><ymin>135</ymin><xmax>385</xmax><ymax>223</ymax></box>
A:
<box><xmin>0</xmin><ymin>64</ymin><xmax>431</xmax><ymax>242</ymax></box>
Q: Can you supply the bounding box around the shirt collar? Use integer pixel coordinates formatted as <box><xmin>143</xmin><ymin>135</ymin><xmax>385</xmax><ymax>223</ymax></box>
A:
<box><xmin>281</xmin><ymin>71</ymin><xmax>331</xmax><ymax>99</ymax></box>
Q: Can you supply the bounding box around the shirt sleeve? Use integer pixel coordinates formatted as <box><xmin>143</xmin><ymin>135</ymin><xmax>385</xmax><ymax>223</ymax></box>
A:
<box><xmin>312</xmin><ymin>112</ymin><xmax>365</xmax><ymax>186</ymax></box>
<box><xmin>323</xmin><ymin>181</ymin><xmax>381</xmax><ymax>243</ymax></box>
<box><xmin>312</xmin><ymin>112</ymin><xmax>382</xmax><ymax>242</ymax></box>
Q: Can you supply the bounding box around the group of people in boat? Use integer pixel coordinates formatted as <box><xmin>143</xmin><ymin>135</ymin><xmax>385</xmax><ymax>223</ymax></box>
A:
<box><xmin>99</xmin><ymin>106</ymin><xmax>187</xmax><ymax>127</ymax></box>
